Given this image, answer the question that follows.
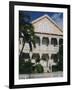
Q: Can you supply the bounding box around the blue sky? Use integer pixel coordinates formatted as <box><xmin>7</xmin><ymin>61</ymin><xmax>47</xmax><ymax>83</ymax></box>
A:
<box><xmin>20</xmin><ymin>11</ymin><xmax>63</xmax><ymax>29</ymax></box>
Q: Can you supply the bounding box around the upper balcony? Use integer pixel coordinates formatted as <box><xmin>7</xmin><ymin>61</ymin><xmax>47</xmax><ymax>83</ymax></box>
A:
<box><xmin>20</xmin><ymin>36</ymin><xmax>63</xmax><ymax>54</ymax></box>
<box><xmin>23</xmin><ymin>44</ymin><xmax>59</xmax><ymax>54</ymax></box>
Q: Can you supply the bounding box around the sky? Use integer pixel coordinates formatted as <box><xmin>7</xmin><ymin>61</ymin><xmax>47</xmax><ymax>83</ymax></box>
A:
<box><xmin>20</xmin><ymin>11</ymin><xmax>63</xmax><ymax>29</ymax></box>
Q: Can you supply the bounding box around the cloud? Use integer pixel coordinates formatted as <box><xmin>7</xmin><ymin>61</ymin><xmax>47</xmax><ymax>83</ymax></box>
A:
<box><xmin>51</xmin><ymin>13</ymin><xmax>63</xmax><ymax>29</ymax></box>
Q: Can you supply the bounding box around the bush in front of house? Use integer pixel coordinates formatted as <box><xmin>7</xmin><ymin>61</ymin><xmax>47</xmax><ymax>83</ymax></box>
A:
<box><xmin>52</xmin><ymin>65</ymin><xmax>58</xmax><ymax>72</ymax></box>
<box><xmin>33</xmin><ymin>64</ymin><xmax>44</xmax><ymax>73</ymax></box>
<box><xmin>19</xmin><ymin>59</ymin><xmax>34</xmax><ymax>74</ymax></box>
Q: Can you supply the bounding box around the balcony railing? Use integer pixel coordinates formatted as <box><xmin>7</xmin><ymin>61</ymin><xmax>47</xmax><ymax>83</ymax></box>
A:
<box><xmin>22</xmin><ymin>44</ymin><xmax>59</xmax><ymax>53</ymax></box>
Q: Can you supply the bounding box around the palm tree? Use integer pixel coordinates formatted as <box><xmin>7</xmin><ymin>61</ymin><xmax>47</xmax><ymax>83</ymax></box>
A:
<box><xmin>19</xmin><ymin>12</ymin><xmax>36</xmax><ymax>75</ymax></box>
<box><xmin>19</xmin><ymin>11</ymin><xmax>36</xmax><ymax>57</ymax></box>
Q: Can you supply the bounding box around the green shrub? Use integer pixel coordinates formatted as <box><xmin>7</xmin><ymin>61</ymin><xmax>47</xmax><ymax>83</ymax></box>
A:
<box><xmin>52</xmin><ymin>65</ymin><xmax>58</xmax><ymax>72</ymax></box>
<box><xmin>33</xmin><ymin>64</ymin><xmax>44</xmax><ymax>73</ymax></box>
<box><xmin>19</xmin><ymin>60</ymin><xmax>34</xmax><ymax>74</ymax></box>
<box><xmin>57</xmin><ymin>60</ymin><xmax>63</xmax><ymax>71</ymax></box>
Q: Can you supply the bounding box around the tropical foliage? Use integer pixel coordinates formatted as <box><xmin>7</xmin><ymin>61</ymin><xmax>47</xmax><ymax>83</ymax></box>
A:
<box><xmin>19</xmin><ymin>11</ymin><xmax>36</xmax><ymax>74</ymax></box>
<box><xmin>32</xmin><ymin>64</ymin><xmax>44</xmax><ymax>73</ymax></box>
<box><xmin>19</xmin><ymin>60</ymin><xmax>34</xmax><ymax>74</ymax></box>
<box><xmin>52</xmin><ymin>44</ymin><xmax>63</xmax><ymax>72</ymax></box>
<box><xmin>57</xmin><ymin>44</ymin><xmax>63</xmax><ymax>71</ymax></box>
<box><xmin>19</xmin><ymin>11</ymin><xmax>36</xmax><ymax>57</ymax></box>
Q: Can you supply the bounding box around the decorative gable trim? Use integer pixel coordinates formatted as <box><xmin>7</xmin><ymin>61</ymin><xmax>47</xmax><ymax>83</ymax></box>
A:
<box><xmin>31</xmin><ymin>14</ymin><xmax>63</xmax><ymax>33</ymax></box>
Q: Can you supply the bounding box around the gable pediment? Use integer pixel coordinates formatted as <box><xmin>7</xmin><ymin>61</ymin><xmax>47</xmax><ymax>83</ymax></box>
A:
<box><xmin>31</xmin><ymin>15</ymin><xmax>63</xmax><ymax>35</ymax></box>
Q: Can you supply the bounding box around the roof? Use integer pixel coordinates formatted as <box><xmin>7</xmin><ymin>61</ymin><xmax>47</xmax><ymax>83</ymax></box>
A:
<box><xmin>31</xmin><ymin>14</ymin><xmax>63</xmax><ymax>35</ymax></box>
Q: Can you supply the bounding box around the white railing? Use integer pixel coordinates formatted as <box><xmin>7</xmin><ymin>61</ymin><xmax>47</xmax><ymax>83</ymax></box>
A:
<box><xmin>23</xmin><ymin>44</ymin><xmax>59</xmax><ymax>53</ymax></box>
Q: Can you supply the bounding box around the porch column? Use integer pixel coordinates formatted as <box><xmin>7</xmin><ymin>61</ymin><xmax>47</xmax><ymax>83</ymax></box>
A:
<box><xmin>40</xmin><ymin>53</ymin><xmax>42</xmax><ymax>59</ymax></box>
<box><xmin>30</xmin><ymin>51</ymin><xmax>32</xmax><ymax>60</ymax></box>
<box><xmin>40</xmin><ymin>36</ymin><xmax>42</xmax><ymax>46</ymax></box>
<box><xmin>48</xmin><ymin>54</ymin><xmax>52</xmax><ymax>72</ymax></box>
<box><xmin>57</xmin><ymin>38</ymin><xmax>59</xmax><ymax>46</ymax></box>
<box><xmin>49</xmin><ymin>37</ymin><xmax>51</xmax><ymax>45</ymax></box>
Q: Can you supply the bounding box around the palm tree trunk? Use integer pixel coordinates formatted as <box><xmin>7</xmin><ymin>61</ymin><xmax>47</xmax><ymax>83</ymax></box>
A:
<box><xmin>19</xmin><ymin>41</ymin><xmax>25</xmax><ymax>57</ymax></box>
<box><xmin>46</xmin><ymin>58</ymin><xmax>48</xmax><ymax>67</ymax></box>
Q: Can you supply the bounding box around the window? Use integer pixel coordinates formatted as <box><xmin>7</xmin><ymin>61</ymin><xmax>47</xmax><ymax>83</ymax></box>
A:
<box><xmin>51</xmin><ymin>38</ymin><xmax>57</xmax><ymax>46</ymax></box>
<box><xmin>35</xmin><ymin>36</ymin><xmax>40</xmax><ymax>45</ymax></box>
<box><xmin>32</xmin><ymin>53</ymin><xmax>40</xmax><ymax>63</ymax></box>
<box><xmin>21</xmin><ymin>53</ymin><xmax>30</xmax><ymax>59</ymax></box>
<box><xmin>41</xmin><ymin>54</ymin><xmax>49</xmax><ymax>60</ymax></box>
<box><xmin>41</xmin><ymin>54</ymin><xmax>49</xmax><ymax>67</ymax></box>
<box><xmin>51</xmin><ymin>54</ymin><xmax>58</xmax><ymax>63</ymax></box>
<box><xmin>42</xmin><ymin>37</ymin><xmax>49</xmax><ymax>46</ymax></box>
